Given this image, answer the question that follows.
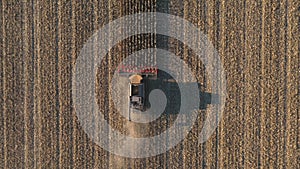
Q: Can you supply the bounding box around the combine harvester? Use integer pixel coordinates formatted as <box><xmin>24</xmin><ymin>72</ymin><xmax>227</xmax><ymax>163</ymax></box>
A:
<box><xmin>118</xmin><ymin>64</ymin><xmax>157</xmax><ymax>121</ymax></box>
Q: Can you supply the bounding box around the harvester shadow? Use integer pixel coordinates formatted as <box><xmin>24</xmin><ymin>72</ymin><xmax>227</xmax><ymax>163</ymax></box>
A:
<box><xmin>143</xmin><ymin>70</ymin><xmax>219</xmax><ymax>116</ymax></box>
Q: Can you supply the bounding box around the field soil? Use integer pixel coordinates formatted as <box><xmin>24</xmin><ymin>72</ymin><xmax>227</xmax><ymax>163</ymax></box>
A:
<box><xmin>0</xmin><ymin>0</ymin><xmax>299</xmax><ymax>168</ymax></box>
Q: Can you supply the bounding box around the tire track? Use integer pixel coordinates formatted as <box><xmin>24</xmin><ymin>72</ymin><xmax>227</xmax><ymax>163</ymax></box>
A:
<box><xmin>23</xmin><ymin>1</ymin><xmax>35</xmax><ymax>168</ymax></box>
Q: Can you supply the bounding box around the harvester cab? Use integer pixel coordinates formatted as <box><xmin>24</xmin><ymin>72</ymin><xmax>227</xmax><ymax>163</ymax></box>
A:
<box><xmin>129</xmin><ymin>74</ymin><xmax>144</xmax><ymax>111</ymax></box>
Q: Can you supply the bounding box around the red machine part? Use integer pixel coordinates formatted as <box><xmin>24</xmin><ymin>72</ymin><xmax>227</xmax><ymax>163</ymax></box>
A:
<box><xmin>118</xmin><ymin>64</ymin><xmax>157</xmax><ymax>75</ymax></box>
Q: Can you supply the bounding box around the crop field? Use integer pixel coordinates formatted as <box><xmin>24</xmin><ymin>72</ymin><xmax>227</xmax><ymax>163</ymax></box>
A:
<box><xmin>0</xmin><ymin>0</ymin><xmax>299</xmax><ymax>168</ymax></box>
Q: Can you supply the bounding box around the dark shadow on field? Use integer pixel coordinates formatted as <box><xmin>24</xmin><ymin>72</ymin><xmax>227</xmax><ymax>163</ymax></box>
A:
<box><xmin>144</xmin><ymin>69</ymin><xmax>218</xmax><ymax>115</ymax></box>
